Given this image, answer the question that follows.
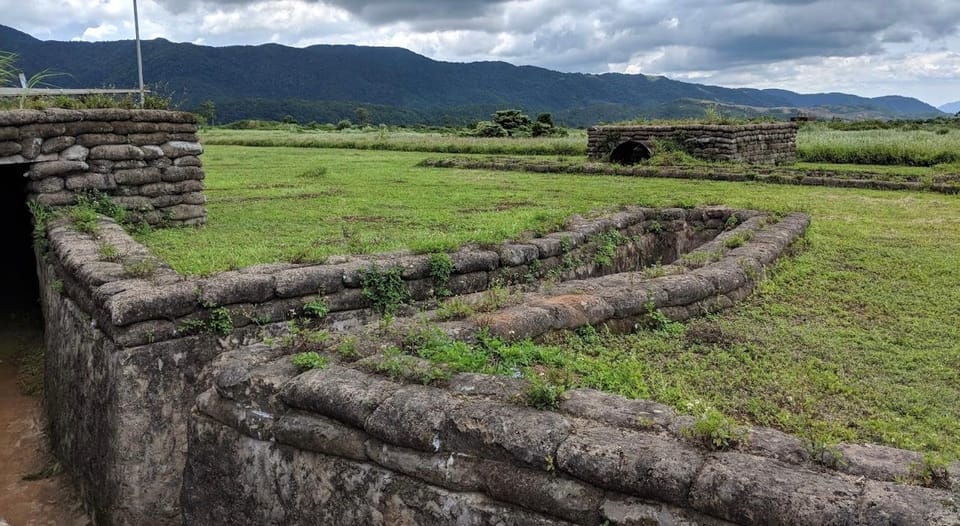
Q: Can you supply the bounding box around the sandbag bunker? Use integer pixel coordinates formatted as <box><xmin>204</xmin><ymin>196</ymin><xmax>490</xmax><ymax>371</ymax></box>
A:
<box><xmin>15</xmin><ymin>113</ymin><xmax>955</xmax><ymax>524</ymax></box>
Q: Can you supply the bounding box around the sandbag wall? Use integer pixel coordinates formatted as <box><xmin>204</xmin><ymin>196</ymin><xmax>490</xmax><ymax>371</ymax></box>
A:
<box><xmin>588</xmin><ymin>123</ymin><xmax>798</xmax><ymax>164</ymax></box>
<box><xmin>0</xmin><ymin>108</ymin><xmax>206</xmax><ymax>226</ymax></box>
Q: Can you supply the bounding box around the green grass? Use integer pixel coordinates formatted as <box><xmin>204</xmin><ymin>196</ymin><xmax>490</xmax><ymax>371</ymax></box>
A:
<box><xmin>201</xmin><ymin>127</ymin><xmax>586</xmax><ymax>156</ymax></box>
<box><xmin>798</xmin><ymin>124</ymin><xmax>960</xmax><ymax>166</ymax></box>
<box><xmin>136</xmin><ymin>145</ymin><xmax>960</xmax><ymax>458</ymax></box>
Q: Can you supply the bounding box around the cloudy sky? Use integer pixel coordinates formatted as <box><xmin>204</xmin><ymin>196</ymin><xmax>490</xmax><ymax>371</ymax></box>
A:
<box><xmin>3</xmin><ymin>0</ymin><xmax>959</xmax><ymax>106</ymax></box>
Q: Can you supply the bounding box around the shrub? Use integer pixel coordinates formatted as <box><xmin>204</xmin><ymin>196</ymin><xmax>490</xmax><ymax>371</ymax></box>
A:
<box><xmin>359</xmin><ymin>265</ymin><xmax>409</xmax><ymax>315</ymax></box>
<box><xmin>291</xmin><ymin>351</ymin><xmax>329</xmax><ymax>371</ymax></box>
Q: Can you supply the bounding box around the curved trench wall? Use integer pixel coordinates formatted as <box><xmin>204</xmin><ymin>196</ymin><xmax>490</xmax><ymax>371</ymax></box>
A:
<box><xmin>33</xmin><ymin>189</ymin><xmax>960</xmax><ymax>524</ymax></box>
<box><xmin>587</xmin><ymin>123</ymin><xmax>798</xmax><ymax>165</ymax></box>
<box><xmin>0</xmin><ymin>108</ymin><xmax>206</xmax><ymax>226</ymax></box>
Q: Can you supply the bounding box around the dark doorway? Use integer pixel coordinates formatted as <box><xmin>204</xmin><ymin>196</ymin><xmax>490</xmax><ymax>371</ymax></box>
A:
<box><xmin>0</xmin><ymin>164</ymin><xmax>41</xmax><ymax>323</ymax></box>
<box><xmin>610</xmin><ymin>140</ymin><xmax>653</xmax><ymax>165</ymax></box>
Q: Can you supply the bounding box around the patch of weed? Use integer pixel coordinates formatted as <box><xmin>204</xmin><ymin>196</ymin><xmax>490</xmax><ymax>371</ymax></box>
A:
<box><xmin>291</xmin><ymin>351</ymin><xmax>329</xmax><ymax>371</ymax></box>
<box><xmin>360</xmin><ymin>265</ymin><xmax>409</xmax><ymax>316</ymax></box>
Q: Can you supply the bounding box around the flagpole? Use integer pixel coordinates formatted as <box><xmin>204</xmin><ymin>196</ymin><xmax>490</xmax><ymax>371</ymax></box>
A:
<box><xmin>133</xmin><ymin>0</ymin><xmax>145</xmax><ymax>107</ymax></box>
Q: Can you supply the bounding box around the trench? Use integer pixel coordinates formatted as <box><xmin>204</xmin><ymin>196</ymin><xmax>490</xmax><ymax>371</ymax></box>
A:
<box><xmin>0</xmin><ymin>163</ymin><xmax>89</xmax><ymax>525</ymax></box>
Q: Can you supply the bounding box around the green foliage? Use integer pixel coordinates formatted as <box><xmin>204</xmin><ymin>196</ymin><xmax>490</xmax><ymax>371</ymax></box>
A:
<box><xmin>492</xmin><ymin>109</ymin><xmax>533</xmax><ymax>137</ymax></box>
<box><xmin>434</xmin><ymin>298</ymin><xmax>475</xmax><ymax>321</ymax></box>
<box><xmin>723</xmin><ymin>230</ymin><xmax>754</xmax><ymax>249</ymax></box>
<box><xmin>524</xmin><ymin>375</ymin><xmax>567</xmax><ymax>410</ymax></box>
<box><xmin>68</xmin><ymin>206</ymin><xmax>99</xmax><ymax>234</ymax></box>
<box><xmin>336</xmin><ymin>119</ymin><xmax>352</xmax><ymax>130</ymax></box>
<box><xmin>299</xmin><ymin>166</ymin><xmax>328</xmax><ymax>178</ymax></box>
<box><xmin>906</xmin><ymin>454</ymin><xmax>951</xmax><ymax>489</ymax></box>
<box><xmin>593</xmin><ymin>229</ymin><xmax>624</xmax><ymax>267</ymax></box>
<box><xmin>195</xmin><ymin>100</ymin><xmax>217</xmax><ymax>126</ymax></box>
<box><xmin>208</xmin><ymin>307</ymin><xmax>233</xmax><ymax>335</ymax></box>
<box><xmin>98</xmin><ymin>243</ymin><xmax>121</xmax><ymax>262</ymax></box>
<box><xmin>428</xmin><ymin>252</ymin><xmax>454</xmax><ymax>298</ymax></box>
<box><xmin>123</xmin><ymin>258</ymin><xmax>159</xmax><ymax>279</ymax></box>
<box><xmin>472</xmin><ymin>120</ymin><xmax>508</xmax><ymax>137</ymax></box>
<box><xmin>359</xmin><ymin>265</ymin><xmax>409</xmax><ymax>315</ymax></box>
<box><xmin>644</xmin><ymin>302</ymin><xmax>685</xmax><ymax>335</ymax></box>
<box><xmin>681</xmin><ymin>400</ymin><xmax>748</xmax><ymax>450</ymax></box>
<box><xmin>798</xmin><ymin>123</ymin><xmax>960</xmax><ymax>166</ymax></box>
<box><xmin>303</xmin><ymin>298</ymin><xmax>330</xmax><ymax>319</ymax></box>
<box><xmin>338</xmin><ymin>337</ymin><xmax>359</xmax><ymax>360</ymax></box>
<box><xmin>291</xmin><ymin>351</ymin><xmax>329</xmax><ymax>371</ymax></box>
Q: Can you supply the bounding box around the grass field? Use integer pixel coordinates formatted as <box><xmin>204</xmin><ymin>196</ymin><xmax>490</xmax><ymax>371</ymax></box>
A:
<box><xmin>136</xmin><ymin>145</ymin><xmax>960</xmax><ymax>459</ymax></box>
<box><xmin>797</xmin><ymin>124</ymin><xmax>960</xmax><ymax>166</ymax></box>
<box><xmin>202</xmin><ymin>127</ymin><xmax>587</xmax><ymax>156</ymax></box>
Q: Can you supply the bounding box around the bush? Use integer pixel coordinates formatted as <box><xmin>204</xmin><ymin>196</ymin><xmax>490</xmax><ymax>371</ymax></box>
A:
<box><xmin>473</xmin><ymin>120</ymin><xmax>508</xmax><ymax>137</ymax></box>
<box><xmin>336</xmin><ymin>119</ymin><xmax>352</xmax><ymax>130</ymax></box>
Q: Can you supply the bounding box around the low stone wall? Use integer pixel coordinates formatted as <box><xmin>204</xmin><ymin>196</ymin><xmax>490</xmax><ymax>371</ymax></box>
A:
<box><xmin>34</xmin><ymin>206</ymin><xmax>746</xmax><ymax>523</ymax></box>
<box><xmin>588</xmin><ymin>123</ymin><xmax>798</xmax><ymax>165</ymax></box>
<box><xmin>1</xmin><ymin>108</ymin><xmax>206</xmax><ymax>226</ymax></box>
<box><xmin>184</xmin><ymin>345</ymin><xmax>960</xmax><ymax>525</ymax></box>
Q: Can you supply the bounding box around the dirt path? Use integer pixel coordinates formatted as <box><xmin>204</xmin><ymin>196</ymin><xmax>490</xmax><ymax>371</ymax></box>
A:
<box><xmin>0</xmin><ymin>317</ymin><xmax>89</xmax><ymax>526</ymax></box>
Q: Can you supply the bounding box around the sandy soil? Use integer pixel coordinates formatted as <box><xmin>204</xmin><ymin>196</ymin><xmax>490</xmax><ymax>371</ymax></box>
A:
<box><xmin>0</xmin><ymin>317</ymin><xmax>90</xmax><ymax>526</ymax></box>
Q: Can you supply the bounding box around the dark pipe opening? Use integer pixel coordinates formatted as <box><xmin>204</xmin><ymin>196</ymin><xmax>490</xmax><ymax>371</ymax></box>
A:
<box><xmin>0</xmin><ymin>164</ymin><xmax>41</xmax><ymax>325</ymax></box>
<box><xmin>610</xmin><ymin>140</ymin><xmax>653</xmax><ymax>165</ymax></box>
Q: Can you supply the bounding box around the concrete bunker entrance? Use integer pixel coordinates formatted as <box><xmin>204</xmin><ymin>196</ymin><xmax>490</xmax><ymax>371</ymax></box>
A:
<box><xmin>0</xmin><ymin>163</ymin><xmax>40</xmax><ymax>322</ymax></box>
<box><xmin>609</xmin><ymin>140</ymin><xmax>653</xmax><ymax>165</ymax></box>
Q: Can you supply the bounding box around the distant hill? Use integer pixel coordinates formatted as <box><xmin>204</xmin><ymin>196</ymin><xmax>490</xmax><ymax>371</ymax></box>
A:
<box><xmin>939</xmin><ymin>101</ymin><xmax>960</xmax><ymax>114</ymax></box>
<box><xmin>0</xmin><ymin>24</ymin><xmax>946</xmax><ymax>126</ymax></box>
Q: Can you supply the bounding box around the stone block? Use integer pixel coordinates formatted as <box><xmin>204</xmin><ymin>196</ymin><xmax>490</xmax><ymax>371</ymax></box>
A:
<box><xmin>559</xmin><ymin>389</ymin><xmax>676</xmax><ymax>430</ymax></box>
<box><xmin>106</xmin><ymin>280</ymin><xmax>200</xmax><ymax>327</ymax></box>
<box><xmin>20</xmin><ymin>122</ymin><xmax>67</xmax><ymax>137</ymax></box>
<box><xmin>141</xmin><ymin>145</ymin><xmax>164</xmax><ymax>160</ymax></box>
<box><xmin>556</xmin><ymin>424</ymin><xmax>703</xmax><ymax>506</ymax></box>
<box><xmin>0</xmin><ymin>127</ymin><xmax>18</xmax><ymax>140</ymax></box>
<box><xmin>110</xmin><ymin>121</ymin><xmax>159</xmax><ymax>134</ymax></box>
<box><xmin>76</xmin><ymin>133</ymin><xmax>127</xmax><ymax>147</ymax></box>
<box><xmin>173</xmin><ymin>155</ymin><xmax>203</xmax><ymax>167</ymax></box>
<box><xmin>274</xmin><ymin>265</ymin><xmax>345</xmax><ymax>298</ymax></box>
<box><xmin>831</xmin><ymin>443</ymin><xmax>923</xmax><ymax>482</ymax></box>
<box><xmin>89</xmin><ymin>144</ymin><xmax>145</xmax><ymax>161</ymax></box>
<box><xmin>366</xmin><ymin>443</ymin><xmax>485</xmax><ymax>493</ymax></box>
<box><xmin>451</xmin><ymin>250</ymin><xmax>499</xmax><ymax>273</ymax></box>
<box><xmin>32</xmin><ymin>191</ymin><xmax>77</xmax><ymax>206</ymax></box>
<box><xmin>114</xmin><ymin>167</ymin><xmax>162</xmax><ymax>185</ymax></box>
<box><xmin>65</xmin><ymin>172</ymin><xmax>116</xmax><ymax>191</ymax></box>
<box><xmin>27</xmin><ymin>160</ymin><xmax>89</xmax><ymax>179</ymax></box>
<box><xmin>41</xmin><ymin>136</ymin><xmax>76</xmax><ymax>154</ymax></box>
<box><xmin>20</xmin><ymin>136</ymin><xmax>42</xmax><ymax>159</ymax></box>
<box><xmin>366</xmin><ymin>385</ymin><xmax>461</xmax><ymax>452</ymax></box>
<box><xmin>274</xmin><ymin>411</ymin><xmax>369</xmax><ymax>462</ymax></box>
<box><xmin>59</xmin><ymin>144</ymin><xmax>89</xmax><ymax>162</ymax></box>
<box><xmin>443</xmin><ymin>400</ymin><xmax>572</xmax><ymax>470</ymax></box>
<box><xmin>688</xmin><ymin>452</ymin><xmax>860</xmax><ymax>525</ymax></box>
<box><xmin>280</xmin><ymin>366</ymin><xmax>402</xmax><ymax>429</ymax></box>
<box><xmin>129</xmin><ymin>132</ymin><xmax>172</xmax><ymax>146</ymax></box>
<box><xmin>27</xmin><ymin>177</ymin><xmax>65</xmax><ymax>193</ymax></box>
<box><xmin>477</xmin><ymin>461</ymin><xmax>603</xmax><ymax>524</ymax></box>
<box><xmin>161</xmin><ymin>166</ymin><xmax>204</xmax><ymax>182</ymax></box>
<box><xmin>112</xmin><ymin>196</ymin><xmax>154</xmax><ymax>211</ymax></box>
<box><xmin>498</xmin><ymin>244</ymin><xmax>539</xmax><ymax>266</ymax></box>
<box><xmin>0</xmin><ymin>141</ymin><xmax>20</xmax><ymax>156</ymax></box>
<box><xmin>161</xmin><ymin>141</ymin><xmax>203</xmax><ymax>158</ymax></box>
<box><xmin>199</xmin><ymin>271</ymin><xmax>274</xmax><ymax>306</ymax></box>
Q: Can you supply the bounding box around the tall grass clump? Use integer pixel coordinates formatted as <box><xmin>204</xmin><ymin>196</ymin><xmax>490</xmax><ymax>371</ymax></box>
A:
<box><xmin>798</xmin><ymin>124</ymin><xmax>960</xmax><ymax>166</ymax></box>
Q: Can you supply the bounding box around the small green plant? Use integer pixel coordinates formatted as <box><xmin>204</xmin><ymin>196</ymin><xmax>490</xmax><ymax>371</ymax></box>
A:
<box><xmin>644</xmin><ymin>302</ymin><xmax>685</xmax><ymax>335</ymax></box>
<box><xmin>575</xmin><ymin>324</ymin><xmax>600</xmax><ymax>345</ymax></box>
<box><xmin>724</xmin><ymin>214</ymin><xmax>740</xmax><ymax>230</ymax></box>
<box><xmin>123</xmin><ymin>258</ymin><xmax>159</xmax><ymax>279</ymax></box>
<box><xmin>76</xmin><ymin>190</ymin><xmax>127</xmax><ymax>223</ymax></box>
<box><xmin>69</xmin><ymin>206</ymin><xmax>99</xmax><ymax>234</ymax></box>
<box><xmin>558</xmin><ymin>235</ymin><xmax>572</xmax><ymax>253</ymax></box>
<box><xmin>291</xmin><ymin>351</ymin><xmax>329</xmax><ymax>371</ymax></box>
<box><xmin>428</xmin><ymin>252</ymin><xmax>454</xmax><ymax>298</ymax></box>
<box><xmin>681</xmin><ymin>400</ymin><xmax>747</xmax><ymax>450</ymax></box>
<box><xmin>303</xmin><ymin>298</ymin><xmax>330</xmax><ymax>319</ymax></box>
<box><xmin>646</xmin><ymin>220</ymin><xmax>664</xmax><ymax>234</ymax></box>
<box><xmin>338</xmin><ymin>337</ymin><xmax>360</xmax><ymax>360</ymax></box>
<box><xmin>434</xmin><ymin>298</ymin><xmax>475</xmax><ymax>321</ymax></box>
<box><xmin>51</xmin><ymin>279</ymin><xmax>64</xmax><ymax>294</ymax></box>
<box><xmin>907</xmin><ymin>454</ymin><xmax>950</xmax><ymax>489</ymax></box>
<box><xmin>360</xmin><ymin>265</ymin><xmax>410</xmax><ymax>315</ymax></box>
<box><xmin>593</xmin><ymin>229</ymin><xmax>623</xmax><ymax>267</ymax></box>
<box><xmin>28</xmin><ymin>200</ymin><xmax>53</xmax><ymax>251</ymax></box>
<box><xmin>723</xmin><ymin>230</ymin><xmax>754</xmax><ymax>249</ymax></box>
<box><xmin>208</xmin><ymin>307</ymin><xmax>233</xmax><ymax>335</ymax></box>
<box><xmin>98</xmin><ymin>243</ymin><xmax>121</xmax><ymax>262</ymax></box>
<box><xmin>524</xmin><ymin>375</ymin><xmax>567</xmax><ymax>410</ymax></box>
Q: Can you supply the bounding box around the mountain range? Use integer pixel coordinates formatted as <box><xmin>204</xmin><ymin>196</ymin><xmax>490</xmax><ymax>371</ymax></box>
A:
<box><xmin>939</xmin><ymin>101</ymin><xmax>960</xmax><ymax>114</ymax></box>
<box><xmin>0</xmin><ymin>24</ymin><xmax>947</xmax><ymax>127</ymax></box>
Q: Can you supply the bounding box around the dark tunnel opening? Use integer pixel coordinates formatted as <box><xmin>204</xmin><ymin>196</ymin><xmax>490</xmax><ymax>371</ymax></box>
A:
<box><xmin>609</xmin><ymin>140</ymin><xmax>653</xmax><ymax>165</ymax></box>
<box><xmin>0</xmin><ymin>163</ymin><xmax>42</xmax><ymax>327</ymax></box>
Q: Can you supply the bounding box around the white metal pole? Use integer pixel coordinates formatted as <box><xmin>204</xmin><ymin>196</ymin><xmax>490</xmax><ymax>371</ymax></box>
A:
<box><xmin>133</xmin><ymin>0</ymin><xmax>145</xmax><ymax>107</ymax></box>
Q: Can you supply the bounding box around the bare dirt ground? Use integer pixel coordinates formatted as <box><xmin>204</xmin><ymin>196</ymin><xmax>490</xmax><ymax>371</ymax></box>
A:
<box><xmin>0</xmin><ymin>316</ymin><xmax>89</xmax><ymax>526</ymax></box>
